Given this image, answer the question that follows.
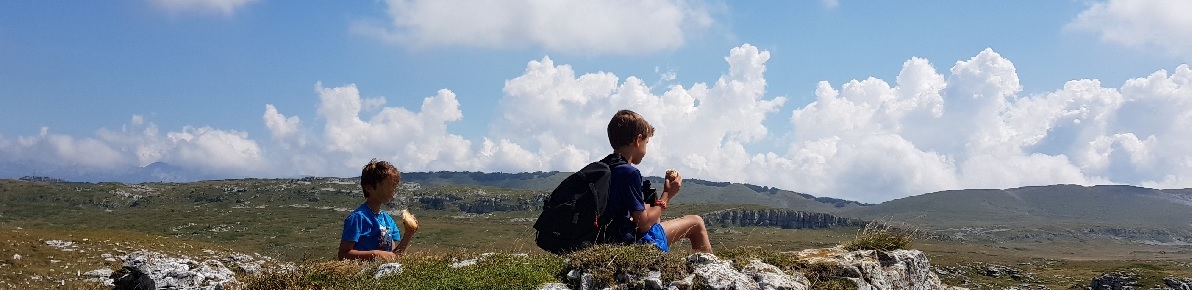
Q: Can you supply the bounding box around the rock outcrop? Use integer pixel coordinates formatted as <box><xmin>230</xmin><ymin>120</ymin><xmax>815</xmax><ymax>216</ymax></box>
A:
<box><xmin>559</xmin><ymin>247</ymin><xmax>964</xmax><ymax>290</ymax></box>
<box><xmin>1088</xmin><ymin>272</ymin><xmax>1192</xmax><ymax>290</ymax></box>
<box><xmin>702</xmin><ymin>209</ymin><xmax>866</xmax><ymax>229</ymax></box>
<box><xmin>89</xmin><ymin>250</ymin><xmax>291</xmax><ymax>290</ymax></box>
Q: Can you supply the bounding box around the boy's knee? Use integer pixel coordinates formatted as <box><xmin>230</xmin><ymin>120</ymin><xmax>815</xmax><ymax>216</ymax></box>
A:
<box><xmin>685</xmin><ymin>215</ymin><xmax>706</xmax><ymax>229</ymax></box>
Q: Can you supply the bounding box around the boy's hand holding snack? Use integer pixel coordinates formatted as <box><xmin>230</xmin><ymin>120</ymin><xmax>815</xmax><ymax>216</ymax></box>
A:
<box><xmin>664</xmin><ymin>168</ymin><xmax>682</xmax><ymax>195</ymax></box>
<box><xmin>401</xmin><ymin>209</ymin><xmax>419</xmax><ymax>233</ymax></box>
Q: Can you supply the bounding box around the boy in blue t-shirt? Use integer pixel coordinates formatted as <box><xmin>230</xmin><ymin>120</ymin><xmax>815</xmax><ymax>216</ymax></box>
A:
<box><xmin>337</xmin><ymin>159</ymin><xmax>419</xmax><ymax>261</ymax></box>
<box><xmin>603</xmin><ymin>109</ymin><xmax>712</xmax><ymax>253</ymax></box>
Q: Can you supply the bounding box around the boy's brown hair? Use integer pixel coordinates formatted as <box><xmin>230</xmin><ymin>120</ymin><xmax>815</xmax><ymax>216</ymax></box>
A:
<box><xmin>360</xmin><ymin>158</ymin><xmax>400</xmax><ymax>198</ymax></box>
<box><xmin>607</xmin><ymin>109</ymin><xmax>655</xmax><ymax>149</ymax></box>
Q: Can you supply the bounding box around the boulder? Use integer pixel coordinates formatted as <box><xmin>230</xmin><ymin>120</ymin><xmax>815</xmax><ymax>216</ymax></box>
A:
<box><xmin>1090</xmin><ymin>272</ymin><xmax>1141</xmax><ymax>290</ymax></box>
<box><xmin>792</xmin><ymin>247</ymin><xmax>964</xmax><ymax>290</ymax></box>
<box><xmin>687</xmin><ymin>253</ymin><xmax>760</xmax><ymax>290</ymax></box>
<box><xmin>1165</xmin><ymin>277</ymin><xmax>1192</xmax><ymax>290</ymax></box>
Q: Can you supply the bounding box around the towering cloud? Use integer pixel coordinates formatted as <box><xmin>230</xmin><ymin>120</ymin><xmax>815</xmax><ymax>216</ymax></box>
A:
<box><xmin>2</xmin><ymin>44</ymin><xmax>1190</xmax><ymax>203</ymax></box>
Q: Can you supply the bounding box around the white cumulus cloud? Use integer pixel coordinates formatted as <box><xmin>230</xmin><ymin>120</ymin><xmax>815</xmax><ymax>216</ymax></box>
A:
<box><xmin>4</xmin><ymin>44</ymin><xmax>1191</xmax><ymax>204</ymax></box>
<box><xmin>353</xmin><ymin>0</ymin><xmax>714</xmax><ymax>55</ymax></box>
<box><xmin>0</xmin><ymin>115</ymin><xmax>267</xmax><ymax>178</ymax></box>
<box><xmin>491</xmin><ymin>44</ymin><xmax>787</xmax><ymax>180</ymax></box>
<box><xmin>314</xmin><ymin>83</ymin><xmax>475</xmax><ymax>174</ymax></box>
<box><xmin>1067</xmin><ymin>0</ymin><xmax>1192</xmax><ymax>59</ymax></box>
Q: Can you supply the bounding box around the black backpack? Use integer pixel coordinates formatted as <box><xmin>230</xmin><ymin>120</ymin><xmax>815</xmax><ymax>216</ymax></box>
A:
<box><xmin>533</xmin><ymin>154</ymin><xmax>627</xmax><ymax>254</ymax></box>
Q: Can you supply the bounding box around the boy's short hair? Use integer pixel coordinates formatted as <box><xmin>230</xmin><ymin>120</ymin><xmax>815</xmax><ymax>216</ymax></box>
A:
<box><xmin>607</xmin><ymin>109</ymin><xmax>655</xmax><ymax>149</ymax></box>
<box><xmin>361</xmin><ymin>158</ymin><xmax>400</xmax><ymax>198</ymax></box>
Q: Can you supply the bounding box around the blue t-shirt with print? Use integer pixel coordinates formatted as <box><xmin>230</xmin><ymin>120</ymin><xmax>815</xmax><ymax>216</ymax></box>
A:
<box><xmin>606</xmin><ymin>159</ymin><xmax>668</xmax><ymax>252</ymax></box>
<box><xmin>341</xmin><ymin>204</ymin><xmax>401</xmax><ymax>252</ymax></box>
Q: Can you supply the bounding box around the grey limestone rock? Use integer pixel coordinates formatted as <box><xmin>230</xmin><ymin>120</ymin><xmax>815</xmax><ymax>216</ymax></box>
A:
<box><xmin>538</xmin><ymin>282</ymin><xmax>571</xmax><ymax>290</ymax></box>
<box><xmin>1165</xmin><ymin>277</ymin><xmax>1192</xmax><ymax>290</ymax></box>
<box><xmin>740</xmin><ymin>259</ymin><xmax>810</xmax><ymax>290</ymax></box>
<box><xmin>793</xmin><ymin>247</ymin><xmax>966</xmax><ymax>290</ymax></box>
<box><xmin>688</xmin><ymin>252</ymin><xmax>759</xmax><ymax>290</ymax></box>
<box><xmin>373</xmin><ymin>262</ymin><xmax>404</xmax><ymax>279</ymax></box>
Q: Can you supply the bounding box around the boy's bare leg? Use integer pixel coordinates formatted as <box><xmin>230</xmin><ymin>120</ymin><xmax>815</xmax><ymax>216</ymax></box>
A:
<box><xmin>661</xmin><ymin>215</ymin><xmax>712</xmax><ymax>253</ymax></box>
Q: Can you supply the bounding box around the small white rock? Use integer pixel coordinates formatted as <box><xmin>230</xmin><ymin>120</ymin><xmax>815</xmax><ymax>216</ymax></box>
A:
<box><xmin>12</xmin><ymin>254</ymin><xmax>20</xmax><ymax>261</ymax></box>
<box><xmin>373</xmin><ymin>263</ymin><xmax>403</xmax><ymax>279</ymax></box>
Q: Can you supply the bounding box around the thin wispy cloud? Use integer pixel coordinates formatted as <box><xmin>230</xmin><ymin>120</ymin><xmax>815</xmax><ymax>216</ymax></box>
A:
<box><xmin>149</xmin><ymin>0</ymin><xmax>259</xmax><ymax>16</ymax></box>
<box><xmin>352</xmin><ymin>0</ymin><xmax>714</xmax><ymax>55</ymax></box>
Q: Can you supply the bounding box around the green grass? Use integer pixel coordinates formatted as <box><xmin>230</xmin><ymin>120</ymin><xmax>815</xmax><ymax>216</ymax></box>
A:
<box><xmin>242</xmin><ymin>253</ymin><xmax>564</xmax><ymax>290</ymax></box>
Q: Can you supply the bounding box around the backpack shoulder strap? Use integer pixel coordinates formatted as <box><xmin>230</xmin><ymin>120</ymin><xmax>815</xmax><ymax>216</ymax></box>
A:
<box><xmin>599</xmin><ymin>153</ymin><xmax>628</xmax><ymax>168</ymax></box>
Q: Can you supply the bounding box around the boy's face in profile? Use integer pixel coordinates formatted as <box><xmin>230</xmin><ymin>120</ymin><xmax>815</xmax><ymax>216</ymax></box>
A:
<box><xmin>627</xmin><ymin>134</ymin><xmax>649</xmax><ymax>164</ymax></box>
<box><xmin>368</xmin><ymin>177</ymin><xmax>400</xmax><ymax>204</ymax></box>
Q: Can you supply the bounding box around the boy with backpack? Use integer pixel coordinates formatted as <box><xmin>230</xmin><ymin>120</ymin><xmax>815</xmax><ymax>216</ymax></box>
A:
<box><xmin>603</xmin><ymin>109</ymin><xmax>711</xmax><ymax>253</ymax></box>
<box><xmin>533</xmin><ymin>110</ymin><xmax>711</xmax><ymax>253</ymax></box>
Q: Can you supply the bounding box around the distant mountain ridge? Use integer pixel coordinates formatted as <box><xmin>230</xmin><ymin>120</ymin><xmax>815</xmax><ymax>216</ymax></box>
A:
<box><xmin>835</xmin><ymin>184</ymin><xmax>1192</xmax><ymax>229</ymax></box>
<box><xmin>1</xmin><ymin>162</ymin><xmax>215</xmax><ymax>183</ymax></box>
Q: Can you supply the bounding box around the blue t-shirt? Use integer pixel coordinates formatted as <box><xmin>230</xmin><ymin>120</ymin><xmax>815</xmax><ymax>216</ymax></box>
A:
<box><xmin>341</xmin><ymin>204</ymin><xmax>401</xmax><ymax>252</ymax></box>
<box><xmin>606</xmin><ymin>161</ymin><xmax>668</xmax><ymax>252</ymax></box>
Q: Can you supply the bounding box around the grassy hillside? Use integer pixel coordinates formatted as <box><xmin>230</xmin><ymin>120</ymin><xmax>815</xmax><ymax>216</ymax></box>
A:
<box><xmin>2</xmin><ymin>178</ymin><xmax>1192</xmax><ymax>289</ymax></box>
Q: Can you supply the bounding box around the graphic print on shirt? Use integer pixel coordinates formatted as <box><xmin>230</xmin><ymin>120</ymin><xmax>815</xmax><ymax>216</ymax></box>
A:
<box><xmin>378</xmin><ymin>224</ymin><xmax>394</xmax><ymax>251</ymax></box>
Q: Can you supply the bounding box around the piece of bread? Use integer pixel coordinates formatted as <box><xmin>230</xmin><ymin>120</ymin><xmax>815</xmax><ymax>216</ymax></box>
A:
<box><xmin>400</xmin><ymin>209</ymin><xmax>419</xmax><ymax>232</ymax></box>
<box><xmin>665</xmin><ymin>168</ymin><xmax>677</xmax><ymax>180</ymax></box>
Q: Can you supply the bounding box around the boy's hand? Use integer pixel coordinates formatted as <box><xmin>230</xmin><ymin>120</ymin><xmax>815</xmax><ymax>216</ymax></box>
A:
<box><xmin>664</xmin><ymin>168</ymin><xmax>682</xmax><ymax>196</ymax></box>
<box><xmin>373</xmin><ymin>250</ymin><xmax>397</xmax><ymax>261</ymax></box>
<box><xmin>401</xmin><ymin>210</ymin><xmax>419</xmax><ymax>233</ymax></box>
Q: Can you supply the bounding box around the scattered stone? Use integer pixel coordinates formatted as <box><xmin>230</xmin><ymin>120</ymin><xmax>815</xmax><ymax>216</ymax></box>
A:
<box><xmin>45</xmin><ymin>240</ymin><xmax>77</xmax><ymax>251</ymax></box>
<box><xmin>373</xmin><ymin>262</ymin><xmax>403</xmax><ymax>279</ymax></box>
<box><xmin>537</xmin><ymin>282</ymin><xmax>570</xmax><ymax>290</ymax></box>
<box><xmin>451</xmin><ymin>258</ymin><xmax>479</xmax><ymax>268</ymax></box>
<box><xmin>642</xmin><ymin>270</ymin><xmax>664</xmax><ymax>289</ymax></box>
<box><xmin>11</xmin><ymin>254</ymin><xmax>19</xmax><ymax>261</ymax></box>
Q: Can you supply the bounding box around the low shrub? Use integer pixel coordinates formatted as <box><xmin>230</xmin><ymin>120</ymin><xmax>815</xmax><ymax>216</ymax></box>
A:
<box><xmin>841</xmin><ymin>221</ymin><xmax>917</xmax><ymax>252</ymax></box>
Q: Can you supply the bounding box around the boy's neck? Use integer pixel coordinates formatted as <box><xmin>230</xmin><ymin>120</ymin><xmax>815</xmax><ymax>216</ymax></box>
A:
<box><xmin>612</xmin><ymin>148</ymin><xmax>632</xmax><ymax>160</ymax></box>
<box><xmin>365</xmin><ymin>200</ymin><xmax>384</xmax><ymax>214</ymax></box>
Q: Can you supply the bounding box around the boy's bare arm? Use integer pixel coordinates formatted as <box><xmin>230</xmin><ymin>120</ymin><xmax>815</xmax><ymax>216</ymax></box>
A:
<box><xmin>338</xmin><ymin>241</ymin><xmax>396</xmax><ymax>261</ymax></box>
<box><xmin>632</xmin><ymin>169</ymin><xmax>682</xmax><ymax>232</ymax></box>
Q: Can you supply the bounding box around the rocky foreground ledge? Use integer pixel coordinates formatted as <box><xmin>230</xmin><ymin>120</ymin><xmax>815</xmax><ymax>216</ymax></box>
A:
<box><xmin>87</xmin><ymin>246</ymin><xmax>963</xmax><ymax>290</ymax></box>
<box><xmin>546</xmin><ymin>248</ymin><xmax>964</xmax><ymax>290</ymax></box>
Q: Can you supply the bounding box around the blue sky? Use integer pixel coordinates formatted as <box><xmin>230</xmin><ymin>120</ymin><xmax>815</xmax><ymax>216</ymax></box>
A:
<box><xmin>2</xmin><ymin>0</ymin><xmax>1190</xmax><ymax>203</ymax></box>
